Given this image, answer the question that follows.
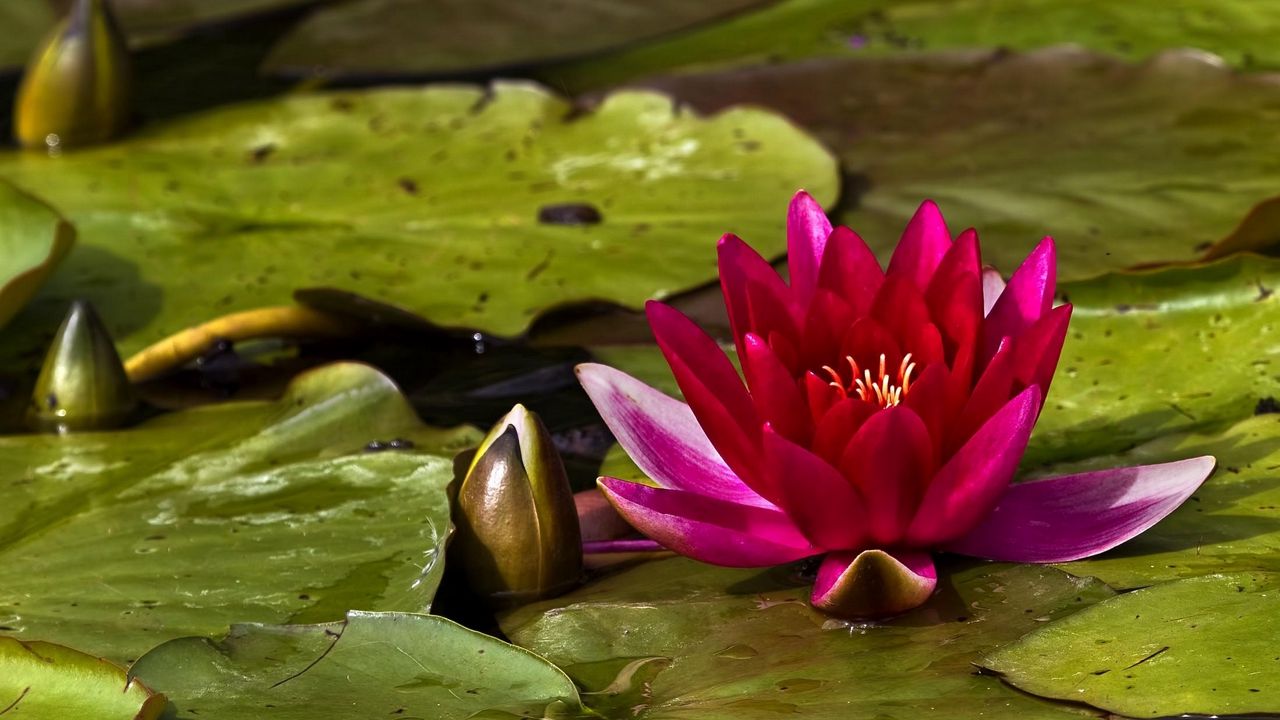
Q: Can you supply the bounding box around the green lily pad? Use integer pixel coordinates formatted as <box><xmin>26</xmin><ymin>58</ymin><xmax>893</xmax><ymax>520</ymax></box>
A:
<box><xmin>981</xmin><ymin>573</ymin><xmax>1280</xmax><ymax>718</ymax></box>
<box><xmin>502</xmin><ymin>558</ymin><xmax>1112</xmax><ymax>719</ymax></box>
<box><xmin>129</xmin><ymin>611</ymin><xmax>581</xmax><ymax>720</ymax></box>
<box><xmin>0</xmin><ymin>181</ymin><xmax>74</xmax><ymax>331</ymax></box>
<box><xmin>634</xmin><ymin>48</ymin><xmax>1280</xmax><ymax>280</ymax></box>
<box><xmin>263</xmin><ymin>0</ymin><xmax>772</xmax><ymax>79</ymax></box>
<box><xmin>544</xmin><ymin>0</ymin><xmax>1280</xmax><ymax>92</ymax></box>
<box><xmin>0</xmin><ymin>362</ymin><xmax>478</xmax><ymax>662</ymax></box>
<box><xmin>0</xmin><ymin>82</ymin><xmax>836</xmax><ymax>366</ymax></box>
<box><xmin>0</xmin><ymin>636</ymin><xmax>167</xmax><ymax>719</ymax></box>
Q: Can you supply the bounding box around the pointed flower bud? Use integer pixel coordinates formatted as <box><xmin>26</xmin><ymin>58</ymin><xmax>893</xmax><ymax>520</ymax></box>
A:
<box><xmin>453</xmin><ymin>404</ymin><xmax>582</xmax><ymax>605</ymax></box>
<box><xmin>14</xmin><ymin>0</ymin><xmax>132</xmax><ymax>151</ymax></box>
<box><xmin>28</xmin><ymin>300</ymin><xmax>137</xmax><ymax>432</ymax></box>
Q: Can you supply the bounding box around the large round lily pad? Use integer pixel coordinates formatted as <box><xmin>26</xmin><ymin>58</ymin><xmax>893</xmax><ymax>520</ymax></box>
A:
<box><xmin>0</xmin><ymin>362</ymin><xmax>478</xmax><ymax>662</ymax></box>
<box><xmin>0</xmin><ymin>82</ymin><xmax>836</xmax><ymax>364</ymax></box>
<box><xmin>634</xmin><ymin>48</ymin><xmax>1280</xmax><ymax>280</ymax></box>
<box><xmin>130</xmin><ymin>611</ymin><xmax>581</xmax><ymax>720</ymax></box>
<box><xmin>501</xmin><ymin>558</ymin><xmax>1112</xmax><ymax>719</ymax></box>
<box><xmin>543</xmin><ymin>0</ymin><xmax>1280</xmax><ymax>92</ymax></box>
<box><xmin>263</xmin><ymin>0</ymin><xmax>773</xmax><ymax>79</ymax></box>
<box><xmin>981</xmin><ymin>573</ymin><xmax>1280</xmax><ymax>718</ymax></box>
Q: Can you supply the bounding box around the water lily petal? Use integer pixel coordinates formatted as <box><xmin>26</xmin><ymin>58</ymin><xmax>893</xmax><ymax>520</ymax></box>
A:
<box><xmin>811</xmin><ymin>397</ymin><xmax>876</xmax><ymax>467</ymax></box>
<box><xmin>576</xmin><ymin>363</ymin><xmax>773</xmax><ymax>509</ymax></box>
<box><xmin>743</xmin><ymin>333</ymin><xmax>811</xmax><ymax>444</ymax></box>
<box><xmin>945</xmin><ymin>456</ymin><xmax>1216</xmax><ymax>562</ymax></box>
<box><xmin>1012</xmin><ymin>304</ymin><xmax>1073</xmax><ymax>401</ymax></box>
<box><xmin>718</xmin><ymin>233</ymin><xmax>799</xmax><ymax>353</ymax></box>
<box><xmin>926</xmin><ymin>229</ymin><xmax>983</xmax><ymax>368</ymax></box>
<box><xmin>907</xmin><ymin>385</ymin><xmax>1041</xmax><ymax>546</ymax></box>
<box><xmin>647</xmin><ymin>301</ymin><xmax>772</xmax><ymax>500</ymax></box>
<box><xmin>983</xmin><ymin>237</ymin><xmax>1056</xmax><ymax>361</ymax></box>
<box><xmin>981</xmin><ymin>265</ymin><xmax>1006</xmax><ymax>316</ymax></box>
<box><xmin>787</xmin><ymin>189</ymin><xmax>833</xmax><ymax>303</ymax></box>
<box><xmin>811</xmin><ymin>548</ymin><xmax>937</xmax><ymax>618</ymax></box>
<box><xmin>952</xmin><ymin>336</ymin><xmax>1017</xmax><ymax>451</ymax></box>
<box><xmin>887</xmin><ymin>200</ymin><xmax>952</xmax><ymax>291</ymax></box>
<box><xmin>598</xmin><ymin>478</ymin><xmax>816</xmax><ymax>567</ymax></box>
<box><xmin>817</xmin><ymin>225</ymin><xmax>883</xmax><ymax>316</ymax></box>
<box><xmin>840</xmin><ymin>405</ymin><xmax>934</xmax><ymax>546</ymax></box>
<box><xmin>762</xmin><ymin>425</ymin><xmax>868</xmax><ymax>550</ymax></box>
<box><xmin>901</xmin><ymin>362</ymin><xmax>949</xmax><ymax>459</ymax></box>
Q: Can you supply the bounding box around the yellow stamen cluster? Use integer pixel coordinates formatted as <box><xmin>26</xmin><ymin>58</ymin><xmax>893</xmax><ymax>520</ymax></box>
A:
<box><xmin>822</xmin><ymin>352</ymin><xmax>916</xmax><ymax>408</ymax></box>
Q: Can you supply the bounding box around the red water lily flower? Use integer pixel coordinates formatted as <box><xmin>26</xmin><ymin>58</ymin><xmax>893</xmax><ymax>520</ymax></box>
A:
<box><xmin>579</xmin><ymin>191</ymin><xmax>1215</xmax><ymax>618</ymax></box>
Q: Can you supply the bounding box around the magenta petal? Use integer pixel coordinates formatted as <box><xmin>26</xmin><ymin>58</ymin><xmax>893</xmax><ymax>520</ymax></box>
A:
<box><xmin>719</xmin><ymin>233</ymin><xmax>800</xmax><ymax>353</ymax></box>
<box><xmin>787</xmin><ymin>190</ymin><xmax>833</xmax><ymax>303</ymax></box>
<box><xmin>906</xmin><ymin>385</ymin><xmax>1042</xmax><ymax>546</ymax></box>
<box><xmin>762</xmin><ymin>426</ymin><xmax>867</xmax><ymax>550</ymax></box>
<box><xmin>984</xmin><ymin>237</ymin><xmax>1056</xmax><ymax>360</ymax></box>
<box><xmin>647</xmin><ymin>301</ymin><xmax>773</xmax><ymax>500</ymax></box>
<box><xmin>811</xmin><ymin>549</ymin><xmax>937</xmax><ymax>618</ymax></box>
<box><xmin>577</xmin><ymin>363</ymin><xmax>774</xmax><ymax>509</ymax></box>
<box><xmin>887</xmin><ymin>200</ymin><xmax>952</xmax><ymax>291</ymax></box>
<box><xmin>945</xmin><ymin>456</ymin><xmax>1216</xmax><ymax>562</ymax></box>
<box><xmin>598</xmin><ymin>477</ymin><xmax>816</xmax><ymax>567</ymax></box>
<box><xmin>743</xmin><ymin>334</ymin><xmax>811</xmax><ymax>443</ymax></box>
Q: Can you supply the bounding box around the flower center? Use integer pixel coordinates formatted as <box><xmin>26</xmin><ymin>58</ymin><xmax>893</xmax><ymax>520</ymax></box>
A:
<box><xmin>821</xmin><ymin>352</ymin><xmax>916</xmax><ymax>408</ymax></box>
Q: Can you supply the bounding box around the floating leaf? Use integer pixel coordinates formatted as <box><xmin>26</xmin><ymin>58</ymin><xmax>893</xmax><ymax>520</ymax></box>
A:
<box><xmin>264</xmin><ymin>0</ymin><xmax>772</xmax><ymax>79</ymax></box>
<box><xmin>130</xmin><ymin>611</ymin><xmax>580</xmax><ymax>720</ymax></box>
<box><xmin>502</xmin><ymin>557</ymin><xmax>1112</xmax><ymax>719</ymax></box>
<box><xmin>981</xmin><ymin>573</ymin><xmax>1280</xmax><ymax>718</ymax></box>
<box><xmin>0</xmin><ymin>636</ymin><xmax>166</xmax><ymax>719</ymax></box>
<box><xmin>0</xmin><ymin>181</ymin><xmax>74</xmax><ymax>331</ymax></box>
<box><xmin>634</xmin><ymin>48</ymin><xmax>1280</xmax><ymax>280</ymax></box>
<box><xmin>544</xmin><ymin>0</ymin><xmax>1280</xmax><ymax>92</ymax></box>
<box><xmin>0</xmin><ymin>362</ymin><xmax>477</xmax><ymax>661</ymax></box>
<box><xmin>0</xmin><ymin>82</ymin><xmax>836</xmax><ymax>368</ymax></box>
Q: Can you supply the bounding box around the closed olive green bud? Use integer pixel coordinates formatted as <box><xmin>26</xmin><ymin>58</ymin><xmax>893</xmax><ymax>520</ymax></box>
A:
<box><xmin>14</xmin><ymin>0</ymin><xmax>132</xmax><ymax>150</ymax></box>
<box><xmin>454</xmin><ymin>404</ymin><xmax>582</xmax><ymax>605</ymax></box>
<box><xmin>28</xmin><ymin>300</ymin><xmax>136</xmax><ymax>433</ymax></box>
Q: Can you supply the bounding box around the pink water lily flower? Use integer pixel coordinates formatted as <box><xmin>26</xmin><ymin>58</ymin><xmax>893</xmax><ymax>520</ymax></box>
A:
<box><xmin>578</xmin><ymin>191</ymin><xmax>1215</xmax><ymax>618</ymax></box>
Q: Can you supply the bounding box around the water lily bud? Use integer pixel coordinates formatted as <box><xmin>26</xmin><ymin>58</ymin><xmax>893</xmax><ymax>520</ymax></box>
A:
<box><xmin>454</xmin><ymin>404</ymin><xmax>582</xmax><ymax>605</ymax></box>
<box><xmin>14</xmin><ymin>0</ymin><xmax>132</xmax><ymax>150</ymax></box>
<box><xmin>28</xmin><ymin>300</ymin><xmax>136</xmax><ymax>432</ymax></box>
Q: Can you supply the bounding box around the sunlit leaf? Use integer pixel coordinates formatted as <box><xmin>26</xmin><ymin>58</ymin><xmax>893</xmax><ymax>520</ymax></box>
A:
<box><xmin>0</xmin><ymin>636</ymin><xmax>166</xmax><ymax>719</ymax></box>
<box><xmin>981</xmin><ymin>573</ymin><xmax>1280</xmax><ymax>717</ymax></box>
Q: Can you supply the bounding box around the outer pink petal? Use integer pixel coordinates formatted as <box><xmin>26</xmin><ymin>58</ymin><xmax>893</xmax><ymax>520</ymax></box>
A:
<box><xmin>983</xmin><ymin>237</ymin><xmax>1056</xmax><ymax>361</ymax></box>
<box><xmin>944</xmin><ymin>456</ymin><xmax>1215</xmax><ymax>562</ymax></box>
<box><xmin>886</xmin><ymin>200</ymin><xmax>952</xmax><ymax>291</ymax></box>
<box><xmin>577</xmin><ymin>363</ymin><xmax>774</xmax><ymax>509</ymax></box>
<box><xmin>647</xmin><ymin>301</ymin><xmax>773</xmax><ymax>501</ymax></box>
<box><xmin>598</xmin><ymin>478</ymin><xmax>816</xmax><ymax>567</ymax></box>
<box><xmin>762</xmin><ymin>425</ymin><xmax>868</xmax><ymax>551</ymax></box>
<box><xmin>906</xmin><ymin>385</ymin><xmax>1042</xmax><ymax>546</ymax></box>
<box><xmin>787</xmin><ymin>190</ymin><xmax>833</xmax><ymax>303</ymax></box>
<box><xmin>811</xmin><ymin>549</ymin><xmax>937</xmax><ymax>618</ymax></box>
<box><xmin>981</xmin><ymin>266</ymin><xmax>1006</xmax><ymax>317</ymax></box>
